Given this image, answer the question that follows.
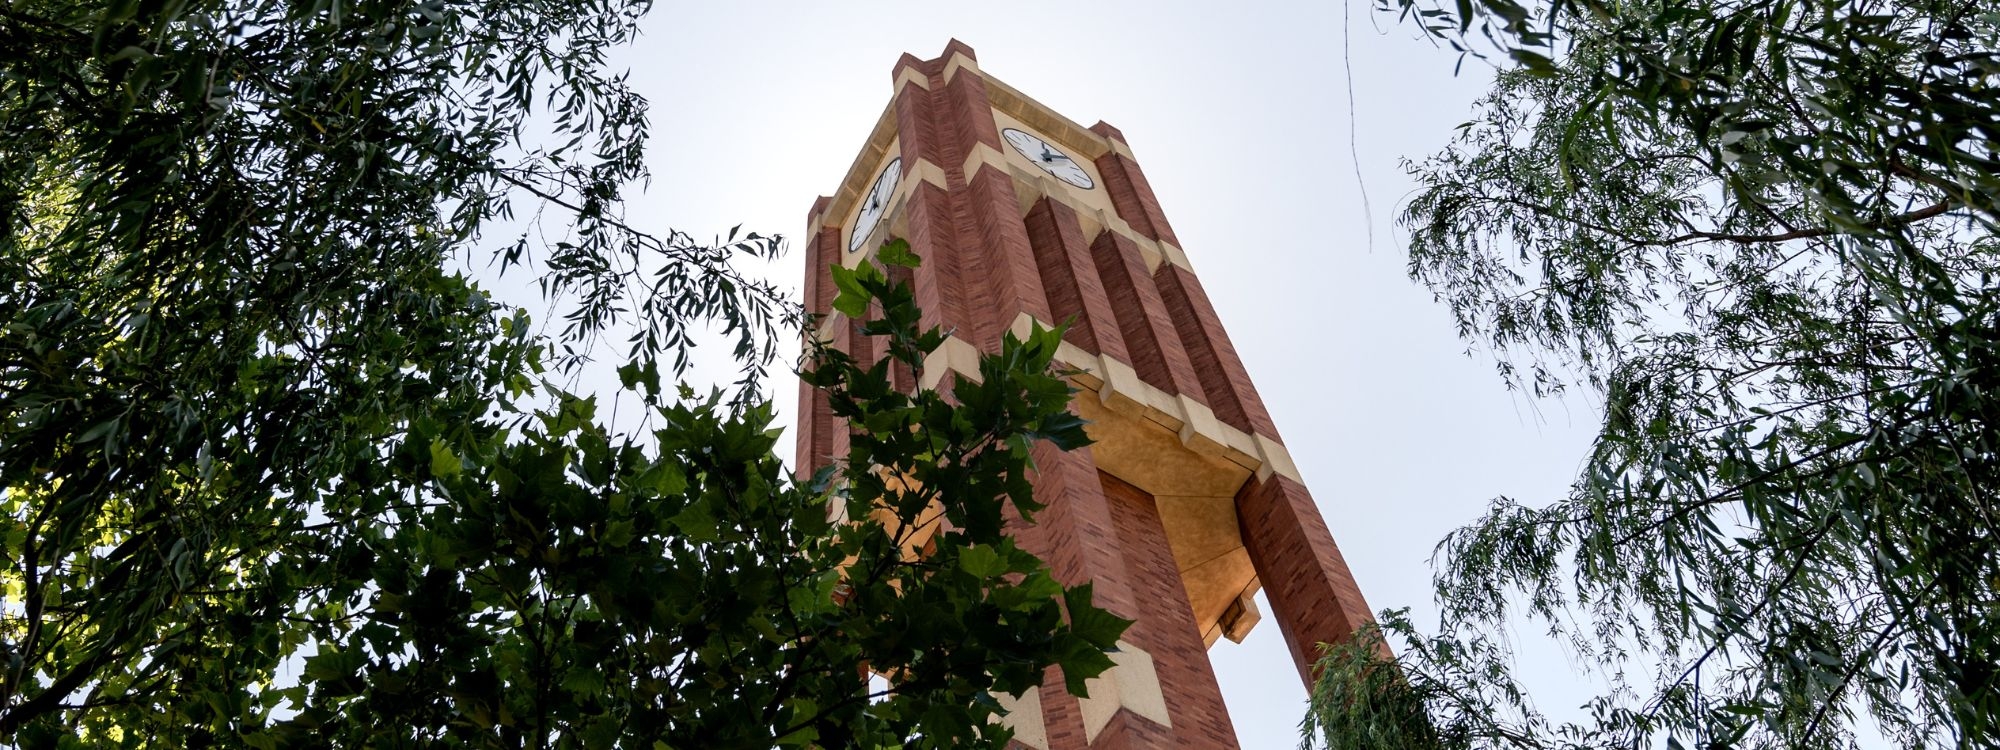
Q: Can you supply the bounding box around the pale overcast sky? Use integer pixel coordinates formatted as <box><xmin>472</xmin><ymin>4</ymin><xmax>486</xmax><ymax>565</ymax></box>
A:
<box><xmin>585</xmin><ymin>2</ymin><xmax>1606</xmax><ymax>746</ymax></box>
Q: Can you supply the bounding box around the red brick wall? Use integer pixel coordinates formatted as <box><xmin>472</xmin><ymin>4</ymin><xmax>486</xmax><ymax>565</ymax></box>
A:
<box><xmin>1023</xmin><ymin>197</ymin><xmax>1129</xmax><ymax>362</ymax></box>
<box><xmin>903</xmin><ymin>179</ymin><xmax>983</xmax><ymax>340</ymax></box>
<box><xmin>890</xmin><ymin>46</ymin><xmax>1050</xmax><ymax>350</ymax></box>
<box><xmin>1152</xmin><ymin>266</ymin><xmax>1278</xmax><ymax>437</ymax></box>
<box><xmin>795</xmin><ymin>224</ymin><xmax>839</xmax><ymax>473</ymax></box>
<box><xmin>964</xmin><ymin>165</ymin><xmax>1052</xmax><ymax>337</ymax></box>
<box><xmin>1235</xmin><ymin>474</ymin><xmax>1377</xmax><ymax>685</ymax></box>
<box><xmin>1100</xmin><ymin>473</ymin><xmax>1241</xmax><ymax>749</ymax></box>
<box><xmin>1088</xmin><ymin>231</ymin><xmax>1205</xmax><ymax>400</ymax></box>
<box><xmin>1087</xmin><ymin>123</ymin><xmax>1180</xmax><ymax>249</ymax></box>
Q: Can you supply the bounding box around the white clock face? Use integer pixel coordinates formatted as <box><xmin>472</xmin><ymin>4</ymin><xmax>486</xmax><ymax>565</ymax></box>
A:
<box><xmin>849</xmin><ymin>157</ymin><xmax>902</xmax><ymax>253</ymax></box>
<box><xmin>1002</xmin><ymin>128</ymin><xmax>1093</xmax><ymax>189</ymax></box>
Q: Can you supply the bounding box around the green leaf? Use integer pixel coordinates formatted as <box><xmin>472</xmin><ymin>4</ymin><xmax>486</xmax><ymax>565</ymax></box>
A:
<box><xmin>1057</xmin><ymin>640</ymin><xmax>1118</xmax><ymax>696</ymax></box>
<box><xmin>429</xmin><ymin>438</ymin><xmax>462</xmax><ymax>478</ymax></box>
<box><xmin>877</xmin><ymin>238</ymin><xmax>921</xmax><ymax>268</ymax></box>
<box><xmin>561</xmin><ymin>667</ymin><xmax>608</xmax><ymax>695</ymax></box>
<box><xmin>1063</xmin><ymin>583</ymin><xmax>1131</xmax><ymax>649</ymax></box>
<box><xmin>602</xmin><ymin>520</ymin><xmax>635</xmax><ymax>548</ymax></box>
<box><xmin>302</xmin><ymin>646</ymin><xmax>366</xmax><ymax>683</ymax></box>
<box><xmin>959</xmin><ymin>544</ymin><xmax>1005</xmax><ymax>577</ymax></box>
<box><xmin>829</xmin><ymin>264</ymin><xmax>870</xmax><ymax>319</ymax></box>
<box><xmin>670</xmin><ymin>501</ymin><xmax>721</xmax><ymax>542</ymax></box>
<box><xmin>639</xmin><ymin>459</ymin><xmax>689</xmax><ymax>496</ymax></box>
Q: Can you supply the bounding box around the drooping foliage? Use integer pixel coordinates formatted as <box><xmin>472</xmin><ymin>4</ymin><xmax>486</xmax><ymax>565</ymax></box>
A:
<box><xmin>0</xmin><ymin>1</ymin><xmax>1121</xmax><ymax>746</ymax></box>
<box><xmin>1307</xmin><ymin>0</ymin><xmax>2000</xmax><ymax>747</ymax></box>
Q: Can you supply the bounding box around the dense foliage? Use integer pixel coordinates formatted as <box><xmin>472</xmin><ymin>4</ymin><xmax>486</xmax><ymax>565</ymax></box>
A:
<box><xmin>1307</xmin><ymin>0</ymin><xmax>2000</xmax><ymax>748</ymax></box>
<box><xmin>255</xmin><ymin>250</ymin><xmax>1122</xmax><ymax>749</ymax></box>
<box><xmin>0</xmin><ymin>2</ymin><xmax>1119</xmax><ymax>747</ymax></box>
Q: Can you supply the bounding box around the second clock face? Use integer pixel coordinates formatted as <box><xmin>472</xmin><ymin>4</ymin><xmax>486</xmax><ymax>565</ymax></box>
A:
<box><xmin>1002</xmin><ymin>128</ymin><xmax>1094</xmax><ymax>189</ymax></box>
<box><xmin>850</xmin><ymin>157</ymin><xmax>902</xmax><ymax>253</ymax></box>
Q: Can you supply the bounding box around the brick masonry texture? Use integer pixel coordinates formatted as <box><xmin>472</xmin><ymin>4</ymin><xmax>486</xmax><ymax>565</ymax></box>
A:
<box><xmin>1026</xmin><ymin>442</ymin><xmax>1138</xmax><ymax>616</ymax></box>
<box><xmin>1102</xmin><ymin>473</ymin><xmax>1241</xmax><ymax>749</ymax></box>
<box><xmin>1088</xmin><ymin>230</ymin><xmax>1206</xmax><ymax>401</ymax></box>
<box><xmin>965</xmin><ymin>165</ymin><xmax>1052</xmax><ymax>332</ymax></box>
<box><xmin>1154</xmin><ymin>266</ymin><xmax>1278</xmax><ymax>438</ymax></box>
<box><xmin>794</xmin><ymin>226</ymin><xmax>838</xmax><ymax>473</ymax></box>
<box><xmin>1034</xmin><ymin>667</ymin><xmax>1092</xmax><ymax>750</ymax></box>
<box><xmin>1024</xmin><ymin>198</ymin><xmax>1130</xmax><ymax>363</ymax></box>
<box><xmin>905</xmin><ymin>180</ymin><xmax>981</xmax><ymax>340</ymax></box>
<box><xmin>1235</xmin><ymin>474</ymin><xmax>1377</xmax><ymax>685</ymax></box>
<box><xmin>1086</xmin><ymin>125</ymin><xmax>1180</xmax><ymax>249</ymax></box>
<box><xmin>800</xmin><ymin>41</ymin><xmax>1377</xmax><ymax>749</ymax></box>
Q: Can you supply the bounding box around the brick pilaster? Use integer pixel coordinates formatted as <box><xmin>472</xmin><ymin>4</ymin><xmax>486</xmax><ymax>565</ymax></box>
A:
<box><xmin>796</xmin><ymin>219</ymin><xmax>839</xmax><ymax>475</ymax></box>
<box><xmin>930</xmin><ymin>59</ymin><xmax>1050</xmax><ymax>347</ymax></box>
<box><xmin>1024</xmin><ymin>442</ymin><xmax>1139</xmax><ymax>618</ymax></box>
<box><xmin>1152</xmin><ymin>266</ymin><xmax>1278</xmax><ymax>438</ymax></box>
<box><xmin>1086</xmin><ymin>123</ymin><xmax>1180</xmax><ymax>248</ymax></box>
<box><xmin>903</xmin><ymin>179</ymin><xmax>984</xmax><ymax>341</ymax></box>
<box><xmin>889</xmin><ymin>58</ymin><xmax>990</xmax><ymax>343</ymax></box>
<box><xmin>892</xmin><ymin>46</ymin><xmax>1052</xmax><ymax>348</ymax></box>
<box><xmin>1023</xmin><ymin>198</ymin><xmax>1129</xmax><ymax>362</ymax></box>
<box><xmin>1035</xmin><ymin>668</ymin><xmax>1093</xmax><ymax>750</ymax></box>
<box><xmin>1234</xmin><ymin>474</ymin><xmax>1376</xmax><ymax>686</ymax></box>
<box><xmin>795</xmin><ymin>369</ymin><xmax>836</xmax><ymax>475</ymax></box>
<box><xmin>1101</xmin><ymin>474</ymin><xmax>1240</xmax><ymax>749</ymax></box>
<box><xmin>824</xmin><ymin>312</ymin><xmax>876</xmax><ymax>466</ymax></box>
<box><xmin>1089</xmin><ymin>231</ymin><xmax>1205</xmax><ymax>400</ymax></box>
<box><xmin>961</xmin><ymin>165</ymin><xmax>1052</xmax><ymax>342</ymax></box>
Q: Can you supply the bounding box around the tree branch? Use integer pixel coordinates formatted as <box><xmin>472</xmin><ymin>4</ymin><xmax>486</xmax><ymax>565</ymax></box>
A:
<box><xmin>1655</xmin><ymin>200</ymin><xmax>1956</xmax><ymax>246</ymax></box>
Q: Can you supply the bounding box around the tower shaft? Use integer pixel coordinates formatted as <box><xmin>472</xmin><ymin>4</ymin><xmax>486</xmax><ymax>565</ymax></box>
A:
<box><xmin>800</xmin><ymin>42</ymin><xmax>1375</xmax><ymax>749</ymax></box>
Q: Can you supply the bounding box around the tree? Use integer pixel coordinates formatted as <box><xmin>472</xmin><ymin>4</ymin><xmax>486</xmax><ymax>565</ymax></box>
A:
<box><xmin>0</xmin><ymin>1</ymin><xmax>1120</xmax><ymax>746</ymax></box>
<box><xmin>257</xmin><ymin>250</ymin><xmax>1122</xmax><ymax>749</ymax></box>
<box><xmin>1306</xmin><ymin>0</ymin><xmax>2000</xmax><ymax>748</ymax></box>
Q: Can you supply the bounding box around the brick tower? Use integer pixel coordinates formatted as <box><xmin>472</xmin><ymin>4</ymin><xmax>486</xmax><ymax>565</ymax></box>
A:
<box><xmin>795</xmin><ymin>41</ymin><xmax>1375</xmax><ymax>748</ymax></box>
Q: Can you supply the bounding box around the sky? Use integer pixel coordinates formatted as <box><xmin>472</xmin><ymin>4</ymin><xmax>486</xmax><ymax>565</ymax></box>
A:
<box><xmin>587</xmin><ymin>2</ymin><xmax>1608</xmax><ymax>746</ymax></box>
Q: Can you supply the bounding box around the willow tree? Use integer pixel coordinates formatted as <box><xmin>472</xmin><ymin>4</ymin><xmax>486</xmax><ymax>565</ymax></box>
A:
<box><xmin>1307</xmin><ymin>0</ymin><xmax>2000</xmax><ymax>748</ymax></box>
<box><xmin>1</xmin><ymin>2</ymin><xmax>1118</xmax><ymax>747</ymax></box>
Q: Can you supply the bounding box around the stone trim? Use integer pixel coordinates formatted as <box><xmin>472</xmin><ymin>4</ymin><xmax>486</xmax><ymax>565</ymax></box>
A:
<box><xmin>909</xmin><ymin>157</ymin><xmax>950</xmax><ymax>191</ymax></box>
<box><xmin>813</xmin><ymin>112</ymin><xmax>900</xmax><ymax>236</ymax></box>
<box><xmin>918</xmin><ymin>336</ymin><xmax>983</xmax><ymax>390</ymax></box>
<box><xmin>890</xmin><ymin>314</ymin><xmax>1302</xmax><ymax>485</ymax></box>
<box><xmin>960</xmin><ymin>141</ymin><xmax>1009</xmax><ymax>185</ymax></box>
<box><xmin>808</xmin><ymin>311</ymin><xmax>842</xmax><ymax>346</ymax></box>
<box><xmin>966</xmin><ymin>148</ymin><xmax>1193</xmax><ymax>275</ymax></box>
<box><xmin>893</xmin><ymin>64</ymin><xmax>931</xmax><ymax>93</ymax></box>
<box><xmin>1253</xmin><ymin>434</ymin><xmax>1300</xmax><ymax>483</ymax></box>
<box><xmin>996</xmin><ymin>690</ymin><xmax>1049</xmax><ymax>750</ymax></box>
<box><xmin>982</xmin><ymin>76</ymin><xmax>1114</xmax><ymax>162</ymax></box>
<box><xmin>941</xmin><ymin>50</ymin><xmax>979</xmax><ymax>83</ymax></box>
<box><xmin>1077</xmin><ymin>640</ymin><xmax>1172</xmax><ymax>744</ymax></box>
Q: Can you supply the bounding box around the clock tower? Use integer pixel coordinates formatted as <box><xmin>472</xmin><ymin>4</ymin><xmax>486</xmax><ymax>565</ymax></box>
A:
<box><xmin>797</xmin><ymin>41</ymin><xmax>1376</xmax><ymax>749</ymax></box>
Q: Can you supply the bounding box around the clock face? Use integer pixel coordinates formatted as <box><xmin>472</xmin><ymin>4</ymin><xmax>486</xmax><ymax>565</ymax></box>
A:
<box><xmin>1001</xmin><ymin>128</ymin><xmax>1094</xmax><ymax>189</ymax></box>
<box><xmin>849</xmin><ymin>158</ymin><xmax>902</xmax><ymax>253</ymax></box>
